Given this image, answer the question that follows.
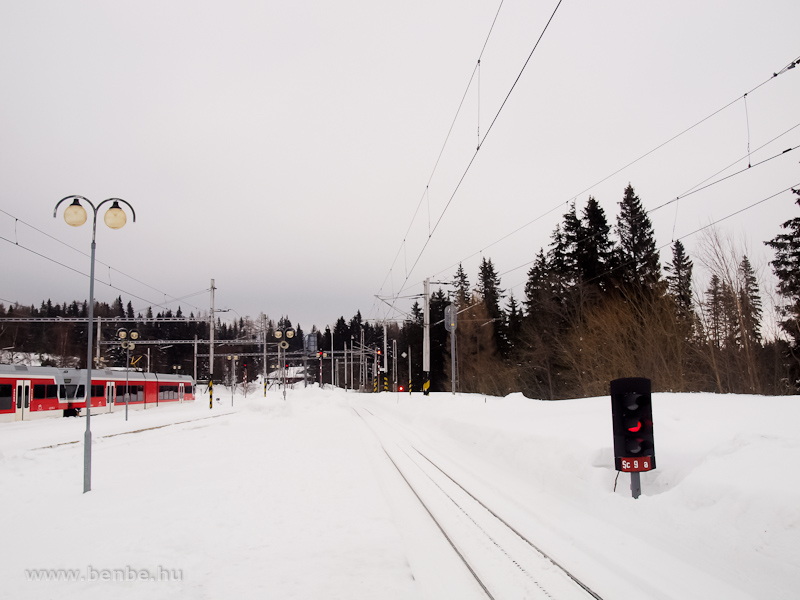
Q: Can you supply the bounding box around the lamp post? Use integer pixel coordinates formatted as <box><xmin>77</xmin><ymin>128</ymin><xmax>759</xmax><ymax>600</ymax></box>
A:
<box><xmin>53</xmin><ymin>195</ymin><xmax>136</xmax><ymax>493</ymax></box>
<box><xmin>274</xmin><ymin>327</ymin><xmax>295</xmax><ymax>400</ymax></box>
<box><xmin>226</xmin><ymin>354</ymin><xmax>238</xmax><ymax>405</ymax></box>
<box><xmin>117</xmin><ymin>327</ymin><xmax>139</xmax><ymax>420</ymax></box>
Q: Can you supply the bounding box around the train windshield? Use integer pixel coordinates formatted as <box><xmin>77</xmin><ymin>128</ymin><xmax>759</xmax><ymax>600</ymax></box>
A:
<box><xmin>59</xmin><ymin>384</ymin><xmax>85</xmax><ymax>400</ymax></box>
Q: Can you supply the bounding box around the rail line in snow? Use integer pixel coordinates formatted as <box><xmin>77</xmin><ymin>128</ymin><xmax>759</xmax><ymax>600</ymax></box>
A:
<box><xmin>354</xmin><ymin>406</ymin><xmax>604</xmax><ymax>600</ymax></box>
<box><xmin>31</xmin><ymin>412</ymin><xmax>236</xmax><ymax>450</ymax></box>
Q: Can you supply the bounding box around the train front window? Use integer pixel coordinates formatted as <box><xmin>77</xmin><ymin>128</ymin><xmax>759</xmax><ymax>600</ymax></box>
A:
<box><xmin>59</xmin><ymin>385</ymin><xmax>86</xmax><ymax>400</ymax></box>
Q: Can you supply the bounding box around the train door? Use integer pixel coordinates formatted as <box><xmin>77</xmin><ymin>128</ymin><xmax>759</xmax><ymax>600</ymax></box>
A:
<box><xmin>106</xmin><ymin>382</ymin><xmax>115</xmax><ymax>413</ymax></box>
<box><xmin>178</xmin><ymin>383</ymin><xmax>184</xmax><ymax>403</ymax></box>
<box><xmin>15</xmin><ymin>380</ymin><xmax>31</xmax><ymax>421</ymax></box>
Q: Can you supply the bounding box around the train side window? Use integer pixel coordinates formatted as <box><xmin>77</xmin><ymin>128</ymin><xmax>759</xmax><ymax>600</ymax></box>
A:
<box><xmin>33</xmin><ymin>384</ymin><xmax>47</xmax><ymax>399</ymax></box>
<box><xmin>0</xmin><ymin>384</ymin><xmax>12</xmax><ymax>411</ymax></box>
<box><xmin>47</xmin><ymin>385</ymin><xmax>58</xmax><ymax>399</ymax></box>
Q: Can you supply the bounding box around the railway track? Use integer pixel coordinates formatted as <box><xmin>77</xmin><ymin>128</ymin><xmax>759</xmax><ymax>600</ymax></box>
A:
<box><xmin>31</xmin><ymin>411</ymin><xmax>235</xmax><ymax>450</ymax></box>
<box><xmin>355</xmin><ymin>406</ymin><xmax>605</xmax><ymax>600</ymax></box>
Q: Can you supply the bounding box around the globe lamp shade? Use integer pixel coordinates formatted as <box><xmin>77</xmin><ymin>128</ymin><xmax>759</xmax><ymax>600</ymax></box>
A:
<box><xmin>63</xmin><ymin>199</ymin><xmax>88</xmax><ymax>227</ymax></box>
<box><xmin>103</xmin><ymin>201</ymin><xmax>127</xmax><ymax>229</ymax></box>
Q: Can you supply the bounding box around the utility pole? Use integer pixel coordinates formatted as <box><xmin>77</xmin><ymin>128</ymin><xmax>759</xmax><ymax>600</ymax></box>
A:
<box><xmin>408</xmin><ymin>345</ymin><xmax>412</xmax><ymax>393</ymax></box>
<box><xmin>382</xmin><ymin>322</ymin><xmax>388</xmax><ymax>377</ymax></box>
<box><xmin>209</xmin><ymin>279</ymin><xmax>215</xmax><ymax>383</ymax></box>
<box><xmin>445</xmin><ymin>303</ymin><xmax>457</xmax><ymax>395</ymax></box>
<box><xmin>392</xmin><ymin>338</ymin><xmax>397</xmax><ymax>392</ymax></box>
<box><xmin>262</xmin><ymin>314</ymin><xmax>267</xmax><ymax>386</ymax></box>
<box><xmin>360</xmin><ymin>329</ymin><xmax>365</xmax><ymax>391</ymax></box>
<box><xmin>423</xmin><ymin>278</ymin><xmax>431</xmax><ymax>395</ymax></box>
<box><xmin>96</xmin><ymin>317</ymin><xmax>102</xmax><ymax>368</ymax></box>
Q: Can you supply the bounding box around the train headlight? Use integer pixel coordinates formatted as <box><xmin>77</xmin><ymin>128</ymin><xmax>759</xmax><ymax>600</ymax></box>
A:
<box><xmin>63</xmin><ymin>199</ymin><xmax>88</xmax><ymax>227</ymax></box>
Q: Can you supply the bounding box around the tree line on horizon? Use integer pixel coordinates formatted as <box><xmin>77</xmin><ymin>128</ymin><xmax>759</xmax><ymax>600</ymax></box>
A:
<box><xmin>2</xmin><ymin>184</ymin><xmax>799</xmax><ymax>397</ymax></box>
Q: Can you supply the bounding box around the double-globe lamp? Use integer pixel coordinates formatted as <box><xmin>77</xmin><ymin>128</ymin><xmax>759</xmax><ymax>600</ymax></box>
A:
<box><xmin>53</xmin><ymin>195</ymin><xmax>136</xmax><ymax>493</ymax></box>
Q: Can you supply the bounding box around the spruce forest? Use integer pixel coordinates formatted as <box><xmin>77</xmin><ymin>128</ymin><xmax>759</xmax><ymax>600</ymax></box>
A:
<box><xmin>3</xmin><ymin>184</ymin><xmax>800</xmax><ymax>398</ymax></box>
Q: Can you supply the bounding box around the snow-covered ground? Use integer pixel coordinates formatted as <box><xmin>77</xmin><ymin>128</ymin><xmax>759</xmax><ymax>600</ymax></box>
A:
<box><xmin>1</xmin><ymin>385</ymin><xmax>798</xmax><ymax>599</ymax></box>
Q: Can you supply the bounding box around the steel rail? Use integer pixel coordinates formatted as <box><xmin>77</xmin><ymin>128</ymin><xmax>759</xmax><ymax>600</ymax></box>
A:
<box><xmin>358</xmin><ymin>405</ymin><xmax>605</xmax><ymax>600</ymax></box>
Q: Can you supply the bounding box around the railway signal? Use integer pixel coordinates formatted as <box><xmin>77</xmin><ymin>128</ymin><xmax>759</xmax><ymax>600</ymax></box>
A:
<box><xmin>610</xmin><ymin>377</ymin><xmax>655</xmax><ymax>499</ymax></box>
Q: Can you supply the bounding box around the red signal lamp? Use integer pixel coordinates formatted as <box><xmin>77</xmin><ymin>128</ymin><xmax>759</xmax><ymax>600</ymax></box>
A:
<box><xmin>626</xmin><ymin>418</ymin><xmax>642</xmax><ymax>433</ymax></box>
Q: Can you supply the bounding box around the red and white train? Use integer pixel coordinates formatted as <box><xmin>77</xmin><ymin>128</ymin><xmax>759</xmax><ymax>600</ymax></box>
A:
<box><xmin>0</xmin><ymin>364</ymin><xmax>195</xmax><ymax>422</ymax></box>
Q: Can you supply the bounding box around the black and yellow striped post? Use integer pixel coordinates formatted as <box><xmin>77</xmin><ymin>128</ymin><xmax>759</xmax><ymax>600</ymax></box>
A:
<box><xmin>264</xmin><ymin>380</ymin><xmax>267</xmax><ymax>397</ymax></box>
<box><xmin>423</xmin><ymin>373</ymin><xmax>430</xmax><ymax>396</ymax></box>
<box><xmin>383</xmin><ymin>376</ymin><xmax>388</xmax><ymax>392</ymax></box>
<box><xmin>209</xmin><ymin>379</ymin><xmax>213</xmax><ymax>409</ymax></box>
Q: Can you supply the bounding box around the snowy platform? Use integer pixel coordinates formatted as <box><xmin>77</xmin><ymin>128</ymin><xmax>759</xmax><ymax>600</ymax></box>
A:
<box><xmin>1</xmin><ymin>386</ymin><xmax>798</xmax><ymax>599</ymax></box>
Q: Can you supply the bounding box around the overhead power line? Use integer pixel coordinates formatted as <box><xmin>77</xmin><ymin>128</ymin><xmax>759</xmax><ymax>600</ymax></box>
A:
<box><xmin>377</xmin><ymin>0</ymin><xmax>565</xmax><ymax>320</ymax></box>
<box><xmin>495</xmin><ymin>135</ymin><xmax>800</xmax><ymax>281</ymax></box>
<box><xmin>424</xmin><ymin>53</ymin><xmax>800</xmax><ymax>287</ymax></box>
<box><xmin>502</xmin><ymin>182</ymin><xmax>800</xmax><ymax>293</ymax></box>
<box><xmin>0</xmin><ymin>208</ymin><xmax>205</xmax><ymax>312</ymax></box>
<box><xmin>375</xmin><ymin>0</ymin><xmax>506</xmax><ymax>319</ymax></box>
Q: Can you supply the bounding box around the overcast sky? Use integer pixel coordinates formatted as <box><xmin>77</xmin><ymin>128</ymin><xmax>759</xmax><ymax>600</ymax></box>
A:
<box><xmin>1</xmin><ymin>1</ymin><xmax>798</xmax><ymax>332</ymax></box>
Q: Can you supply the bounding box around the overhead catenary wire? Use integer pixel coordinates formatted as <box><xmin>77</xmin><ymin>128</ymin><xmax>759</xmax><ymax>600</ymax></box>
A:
<box><xmin>0</xmin><ymin>234</ymin><xmax>182</xmax><ymax>311</ymax></box>
<box><xmin>378</xmin><ymin>0</ymin><xmax>565</xmax><ymax>321</ymax></box>
<box><xmin>375</xmin><ymin>0</ymin><xmax>506</xmax><ymax>307</ymax></box>
<box><xmin>0</xmin><ymin>207</ymin><xmax>205</xmax><ymax>312</ymax></box>
<box><xmin>417</xmin><ymin>54</ymin><xmax>800</xmax><ymax>291</ymax></box>
<box><xmin>502</xmin><ymin>181</ymin><xmax>800</xmax><ymax>294</ymax></box>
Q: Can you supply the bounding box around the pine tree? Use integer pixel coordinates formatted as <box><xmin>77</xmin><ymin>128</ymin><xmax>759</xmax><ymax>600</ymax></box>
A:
<box><xmin>704</xmin><ymin>274</ymin><xmax>724</xmax><ymax>348</ymax></box>
<box><xmin>477</xmin><ymin>257</ymin><xmax>504</xmax><ymax>321</ymax></box>
<box><xmin>578</xmin><ymin>196</ymin><xmax>616</xmax><ymax>289</ymax></box>
<box><xmin>523</xmin><ymin>250</ymin><xmax>550</xmax><ymax>315</ymax></box>
<box><xmin>112</xmin><ymin>296</ymin><xmax>125</xmax><ymax>317</ymax></box>
<box><xmin>765</xmin><ymin>189</ymin><xmax>800</xmax><ymax>350</ymax></box>
<box><xmin>349</xmin><ymin>310</ymin><xmax>363</xmax><ymax>336</ymax></box>
<box><xmin>616</xmin><ymin>184</ymin><xmax>661</xmax><ymax>290</ymax></box>
<box><xmin>452</xmin><ymin>263</ymin><xmax>471</xmax><ymax>306</ymax></box>
<box><xmin>737</xmin><ymin>256</ymin><xmax>762</xmax><ymax>344</ymax></box>
<box><xmin>547</xmin><ymin>224</ymin><xmax>571</xmax><ymax>294</ymax></box>
<box><xmin>506</xmin><ymin>294</ymin><xmax>523</xmax><ymax>351</ymax></box>
<box><xmin>665</xmin><ymin>240</ymin><xmax>694</xmax><ymax>319</ymax></box>
<box><xmin>333</xmin><ymin>316</ymin><xmax>349</xmax><ymax>350</ymax></box>
<box><xmin>561</xmin><ymin>202</ymin><xmax>582</xmax><ymax>284</ymax></box>
<box><xmin>477</xmin><ymin>257</ymin><xmax>507</xmax><ymax>356</ymax></box>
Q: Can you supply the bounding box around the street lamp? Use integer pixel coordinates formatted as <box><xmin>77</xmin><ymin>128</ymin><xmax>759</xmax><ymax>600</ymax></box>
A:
<box><xmin>226</xmin><ymin>354</ymin><xmax>238</xmax><ymax>405</ymax></box>
<box><xmin>54</xmin><ymin>195</ymin><xmax>135</xmax><ymax>493</ymax></box>
<box><xmin>274</xmin><ymin>327</ymin><xmax>295</xmax><ymax>400</ymax></box>
<box><xmin>117</xmin><ymin>327</ymin><xmax>139</xmax><ymax>420</ymax></box>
